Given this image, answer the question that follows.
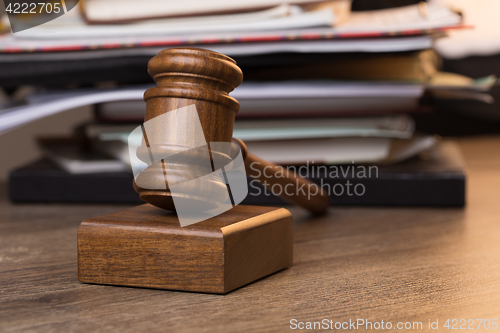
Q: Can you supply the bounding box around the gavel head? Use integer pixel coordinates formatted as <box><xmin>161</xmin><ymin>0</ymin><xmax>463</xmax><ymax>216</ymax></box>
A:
<box><xmin>133</xmin><ymin>48</ymin><xmax>244</xmax><ymax>212</ymax></box>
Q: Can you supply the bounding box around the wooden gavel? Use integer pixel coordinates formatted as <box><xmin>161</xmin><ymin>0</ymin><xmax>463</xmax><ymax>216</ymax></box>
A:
<box><xmin>133</xmin><ymin>48</ymin><xmax>330</xmax><ymax>215</ymax></box>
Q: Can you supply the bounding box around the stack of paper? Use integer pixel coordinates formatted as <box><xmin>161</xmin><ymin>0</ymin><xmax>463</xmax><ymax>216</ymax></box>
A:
<box><xmin>0</xmin><ymin>2</ymin><xmax>462</xmax><ymax>57</ymax></box>
<box><xmin>0</xmin><ymin>1</ymin><xmax>479</xmax><ymax>207</ymax></box>
<box><xmin>38</xmin><ymin>115</ymin><xmax>437</xmax><ymax>172</ymax></box>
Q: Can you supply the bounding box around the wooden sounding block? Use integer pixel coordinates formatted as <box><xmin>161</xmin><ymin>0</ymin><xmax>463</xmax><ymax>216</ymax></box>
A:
<box><xmin>78</xmin><ymin>204</ymin><xmax>293</xmax><ymax>294</ymax></box>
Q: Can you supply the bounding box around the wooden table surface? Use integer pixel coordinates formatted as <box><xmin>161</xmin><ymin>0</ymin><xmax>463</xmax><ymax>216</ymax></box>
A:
<box><xmin>1</xmin><ymin>136</ymin><xmax>500</xmax><ymax>332</ymax></box>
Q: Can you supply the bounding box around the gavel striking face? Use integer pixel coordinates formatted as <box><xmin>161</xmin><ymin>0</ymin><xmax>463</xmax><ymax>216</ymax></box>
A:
<box><xmin>133</xmin><ymin>48</ymin><xmax>330</xmax><ymax>215</ymax></box>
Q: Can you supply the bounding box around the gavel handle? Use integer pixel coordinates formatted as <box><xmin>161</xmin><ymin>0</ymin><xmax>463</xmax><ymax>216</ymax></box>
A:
<box><xmin>243</xmin><ymin>150</ymin><xmax>330</xmax><ymax>215</ymax></box>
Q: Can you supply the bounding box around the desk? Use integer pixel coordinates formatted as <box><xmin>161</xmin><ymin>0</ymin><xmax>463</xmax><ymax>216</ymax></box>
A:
<box><xmin>1</xmin><ymin>136</ymin><xmax>500</xmax><ymax>332</ymax></box>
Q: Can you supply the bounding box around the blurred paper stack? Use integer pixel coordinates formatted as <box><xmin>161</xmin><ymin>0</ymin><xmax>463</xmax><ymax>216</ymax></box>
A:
<box><xmin>2</xmin><ymin>0</ymin><xmax>494</xmax><ymax>206</ymax></box>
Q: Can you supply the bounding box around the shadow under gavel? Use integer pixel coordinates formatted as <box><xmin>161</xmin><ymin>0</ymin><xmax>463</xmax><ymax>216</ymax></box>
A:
<box><xmin>132</xmin><ymin>47</ymin><xmax>330</xmax><ymax>215</ymax></box>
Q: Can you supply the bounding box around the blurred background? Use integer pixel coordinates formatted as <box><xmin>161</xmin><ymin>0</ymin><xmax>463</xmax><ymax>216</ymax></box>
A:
<box><xmin>0</xmin><ymin>0</ymin><xmax>499</xmax><ymax>206</ymax></box>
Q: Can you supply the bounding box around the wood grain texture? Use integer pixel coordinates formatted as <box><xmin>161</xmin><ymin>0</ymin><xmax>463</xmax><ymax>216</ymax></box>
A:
<box><xmin>1</xmin><ymin>137</ymin><xmax>500</xmax><ymax>332</ymax></box>
<box><xmin>77</xmin><ymin>204</ymin><xmax>293</xmax><ymax>294</ymax></box>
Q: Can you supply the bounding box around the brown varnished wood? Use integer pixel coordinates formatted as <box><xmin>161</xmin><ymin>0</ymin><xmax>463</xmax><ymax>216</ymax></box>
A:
<box><xmin>78</xmin><ymin>204</ymin><xmax>293</xmax><ymax>294</ymax></box>
<box><xmin>134</xmin><ymin>48</ymin><xmax>329</xmax><ymax>214</ymax></box>
<box><xmin>134</xmin><ymin>48</ymin><xmax>242</xmax><ymax>211</ymax></box>
<box><xmin>79</xmin><ymin>48</ymin><xmax>305</xmax><ymax>295</ymax></box>
<box><xmin>234</xmin><ymin>138</ymin><xmax>330</xmax><ymax>215</ymax></box>
<box><xmin>1</xmin><ymin>136</ymin><xmax>500</xmax><ymax>331</ymax></box>
<box><xmin>144</xmin><ymin>48</ymin><xmax>241</xmax><ymax>144</ymax></box>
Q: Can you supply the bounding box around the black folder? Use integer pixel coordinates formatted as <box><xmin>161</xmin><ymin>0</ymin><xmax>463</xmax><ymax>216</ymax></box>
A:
<box><xmin>9</xmin><ymin>141</ymin><xmax>465</xmax><ymax>207</ymax></box>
